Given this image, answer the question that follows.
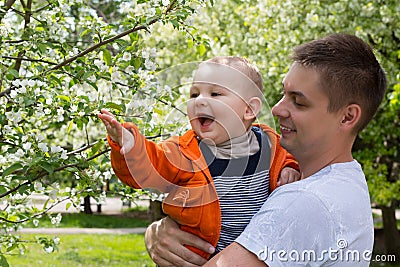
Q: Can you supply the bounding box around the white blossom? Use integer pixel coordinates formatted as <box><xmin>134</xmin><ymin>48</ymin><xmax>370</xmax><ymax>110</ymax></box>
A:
<box><xmin>122</xmin><ymin>52</ymin><xmax>132</xmax><ymax>61</ymax></box>
<box><xmin>53</xmin><ymin>237</ymin><xmax>60</xmax><ymax>245</ymax></box>
<box><xmin>162</xmin><ymin>0</ymin><xmax>170</xmax><ymax>7</ymax></box>
<box><xmin>38</xmin><ymin>142</ymin><xmax>48</xmax><ymax>152</ymax></box>
<box><xmin>50</xmin><ymin>213</ymin><xmax>62</xmax><ymax>226</ymax></box>
<box><xmin>149</xmin><ymin>48</ymin><xmax>157</xmax><ymax>58</ymax></box>
<box><xmin>36</xmin><ymin>134</ymin><xmax>45</xmax><ymax>142</ymax></box>
<box><xmin>145</xmin><ymin>59</ymin><xmax>157</xmax><ymax>71</ymax></box>
<box><xmin>22</xmin><ymin>142</ymin><xmax>32</xmax><ymax>151</ymax></box>
<box><xmin>111</xmin><ymin>70</ymin><xmax>122</xmax><ymax>83</ymax></box>
<box><xmin>33</xmin><ymin>219</ymin><xmax>39</xmax><ymax>227</ymax></box>
<box><xmin>5</xmin><ymin>110</ymin><xmax>22</xmax><ymax>123</ymax></box>
<box><xmin>34</xmin><ymin>181</ymin><xmax>44</xmax><ymax>191</ymax></box>
<box><xmin>57</xmin><ymin>107</ymin><xmax>64</xmax><ymax>115</ymax></box>
<box><xmin>27</xmin><ymin>80</ymin><xmax>36</xmax><ymax>87</ymax></box>
<box><xmin>147</xmin><ymin>7</ymin><xmax>156</xmax><ymax>17</ymax></box>
<box><xmin>15</xmin><ymin>149</ymin><xmax>24</xmax><ymax>158</ymax></box>
<box><xmin>16</xmin><ymin>86</ymin><xmax>26</xmax><ymax>94</ymax></box>
<box><xmin>50</xmin><ymin>145</ymin><xmax>63</xmax><ymax>153</ymax></box>
<box><xmin>10</xmin><ymin>90</ymin><xmax>18</xmax><ymax>98</ymax></box>
<box><xmin>44</xmin><ymin>246</ymin><xmax>54</xmax><ymax>253</ymax></box>
<box><xmin>103</xmin><ymin>171</ymin><xmax>112</xmax><ymax>180</ymax></box>
<box><xmin>60</xmin><ymin>150</ymin><xmax>68</xmax><ymax>159</ymax></box>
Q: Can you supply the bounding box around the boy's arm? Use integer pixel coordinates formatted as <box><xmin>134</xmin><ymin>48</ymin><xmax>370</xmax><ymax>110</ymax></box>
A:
<box><xmin>269</xmin><ymin>140</ymin><xmax>299</xmax><ymax>191</ymax></box>
<box><xmin>277</xmin><ymin>166</ymin><xmax>301</xmax><ymax>187</ymax></box>
<box><xmin>98</xmin><ymin>109</ymin><xmax>135</xmax><ymax>154</ymax></box>
<box><xmin>98</xmin><ymin>109</ymin><xmax>182</xmax><ymax>192</ymax></box>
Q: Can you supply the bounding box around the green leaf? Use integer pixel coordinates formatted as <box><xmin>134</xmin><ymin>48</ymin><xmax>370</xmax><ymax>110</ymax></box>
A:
<box><xmin>8</xmin><ymin>69</ymin><xmax>19</xmax><ymax>78</ymax></box>
<box><xmin>56</xmin><ymin>95</ymin><xmax>71</xmax><ymax>103</ymax></box>
<box><xmin>39</xmin><ymin>162</ymin><xmax>54</xmax><ymax>175</ymax></box>
<box><xmin>42</xmin><ymin>198</ymin><xmax>49</xmax><ymax>210</ymax></box>
<box><xmin>0</xmin><ymin>186</ymin><xmax>6</xmax><ymax>195</ymax></box>
<box><xmin>66</xmin><ymin>202</ymin><xmax>71</xmax><ymax>210</ymax></box>
<box><xmin>0</xmin><ymin>254</ymin><xmax>10</xmax><ymax>267</ymax></box>
<box><xmin>104</xmin><ymin>102</ymin><xmax>126</xmax><ymax>113</ymax></box>
<box><xmin>68</xmin><ymin>121</ymin><xmax>74</xmax><ymax>134</ymax></box>
<box><xmin>90</xmin><ymin>141</ymin><xmax>103</xmax><ymax>155</ymax></box>
<box><xmin>197</xmin><ymin>43</ymin><xmax>206</xmax><ymax>56</ymax></box>
<box><xmin>38</xmin><ymin>43</ymin><xmax>47</xmax><ymax>54</ymax></box>
<box><xmin>103</xmin><ymin>49</ymin><xmax>112</xmax><ymax>66</ymax></box>
<box><xmin>2</xmin><ymin>163</ymin><xmax>23</xmax><ymax>178</ymax></box>
<box><xmin>170</xmin><ymin>19</ymin><xmax>179</xmax><ymax>28</ymax></box>
<box><xmin>187</xmin><ymin>38</ymin><xmax>194</xmax><ymax>49</ymax></box>
<box><xmin>134</xmin><ymin>58</ymin><xmax>142</xmax><ymax>69</ymax></box>
<box><xmin>6</xmin><ymin>243</ymin><xmax>17</xmax><ymax>253</ymax></box>
<box><xmin>80</xmin><ymin>28</ymin><xmax>92</xmax><ymax>37</ymax></box>
<box><xmin>82</xmin><ymin>71</ymin><xmax>94</xmax><ymax>81</ymax></box>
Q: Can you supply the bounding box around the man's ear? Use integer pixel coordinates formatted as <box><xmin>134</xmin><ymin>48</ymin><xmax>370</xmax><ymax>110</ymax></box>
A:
<box><xmin>340</xmin><ymin>104</ymin><xmax>362</xmax><ymax>130</ymax></box>
<box><xmin>244</xmin><ymin>97</ymin><xmax>262</xmax><ymax>121</ymax></box>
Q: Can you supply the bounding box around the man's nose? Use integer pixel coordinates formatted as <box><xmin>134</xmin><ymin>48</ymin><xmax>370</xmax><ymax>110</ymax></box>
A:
<box><xmin>272</xmin><ymin>97</ymin><xmax>289</xmax><ymax>118</ymax></box>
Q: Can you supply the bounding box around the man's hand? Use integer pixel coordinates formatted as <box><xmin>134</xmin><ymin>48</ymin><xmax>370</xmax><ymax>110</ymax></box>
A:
<box><xmin>145</xmin><ymin>217</ymin><xmax>215</xmax><ymax>267</ymax></box>
<box><xmin>98</xmin><ymin>109</ymin><xmax>135</xmax><ymax>154</ymax></box>
<box><xmin>277</xmin><ymin>167</ymin><xmax>301</xmax><ymax>187</ymax></box>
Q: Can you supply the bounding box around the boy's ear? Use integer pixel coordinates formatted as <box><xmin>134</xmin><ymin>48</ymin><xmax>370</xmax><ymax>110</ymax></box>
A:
<box><xmin>244</xmin><ymin>97</ymin><xmax>262</xmax><ymax>120</ymax></box>
<box><xmin>339</xmin><ymin>104</ymin><xmax>362</xmax><ymax>131</ymax></box>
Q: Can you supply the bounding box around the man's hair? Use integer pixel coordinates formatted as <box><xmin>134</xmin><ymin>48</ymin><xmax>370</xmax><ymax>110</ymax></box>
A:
<box><xmin>206</xmin><ymin>56</ymin><xmax>263</xmax><ymax>91</ymax></box>
<box><xmin>291</xmin><ymin>33</ymin><xmax>387</xmax><ymax>133</ymax></box>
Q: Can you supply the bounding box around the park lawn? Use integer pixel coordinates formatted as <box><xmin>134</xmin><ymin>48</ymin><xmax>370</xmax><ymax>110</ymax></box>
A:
<box><xmin>6</xmin><ymin>233</ymin><xmax>154</xmax><ymax>267</ymax></box>
<box><xmin>25</xmin><ymin>212</ymin><xmax>150</xmax><ymax>228</ymax></box>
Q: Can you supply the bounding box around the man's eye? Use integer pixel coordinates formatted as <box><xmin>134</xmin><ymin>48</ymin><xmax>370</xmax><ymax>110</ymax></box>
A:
<box><xmin>294</xmin><ymin>102</ymin><xmax>304</xmax><ymax>107</ymax></box>
<box><xmin>293</xmin><ymin>99</ymin><xmax>305</xmax><ymax>107</ymax></box>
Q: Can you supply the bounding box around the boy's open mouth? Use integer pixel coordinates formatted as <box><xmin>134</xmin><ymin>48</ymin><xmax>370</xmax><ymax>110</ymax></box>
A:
<box><xmin>198</xmin><ymin>116</ymin><xmax>214</xmax><ymax>126</ymax></box>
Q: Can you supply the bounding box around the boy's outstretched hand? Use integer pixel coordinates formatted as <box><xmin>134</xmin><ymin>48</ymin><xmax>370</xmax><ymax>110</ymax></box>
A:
<box><xmin>98</xmin><ymin>109</ymin><xmax>135</xmax><ymax>155</ymax></box>
<box><xmin>277</xmin><ymin>167</ymin><xmax>301</xmax><ymax>187</ymax></box>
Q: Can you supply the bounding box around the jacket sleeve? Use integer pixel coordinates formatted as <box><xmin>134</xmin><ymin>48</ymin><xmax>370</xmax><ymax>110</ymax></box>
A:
<box><xmin>268</xmin><ymin>132</ymin><xmax>299</xmax><ymax>192</ymax></box>
<box><xmin>108</xmin><ymin>122</ymin><xmax>185</xmax><ymax>192</ymax></box>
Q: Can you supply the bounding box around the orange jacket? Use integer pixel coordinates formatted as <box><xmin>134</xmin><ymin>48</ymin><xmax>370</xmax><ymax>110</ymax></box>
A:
<box><xmin>108</xmin><ymin>123</ymin><xmax>298</xmax><ymax>259</ymax></box>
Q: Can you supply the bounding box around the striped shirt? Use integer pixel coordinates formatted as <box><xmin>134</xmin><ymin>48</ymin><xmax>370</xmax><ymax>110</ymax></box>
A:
<box><xmin>200</xmin><ymin>127</ymin><xmax>271</xmax><ymax>253</ymax></box>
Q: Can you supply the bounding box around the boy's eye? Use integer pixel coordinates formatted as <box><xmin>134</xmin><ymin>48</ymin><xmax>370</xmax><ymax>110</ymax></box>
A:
<box><xmin>211</xmin><ymin>92</ymin><xmax>222</xmax><ymax>97</ymax></box>
<box><xmin>190</xmin><ymin>93</ymin><xmax>199</xmax><ymax>98</ymax></box>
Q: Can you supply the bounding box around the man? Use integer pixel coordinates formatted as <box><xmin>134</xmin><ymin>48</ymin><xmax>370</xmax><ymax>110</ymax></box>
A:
<box><xmin>144</xmin><ymin>33</ymin><xmax>387</xmax><ymax>266</ymax></box>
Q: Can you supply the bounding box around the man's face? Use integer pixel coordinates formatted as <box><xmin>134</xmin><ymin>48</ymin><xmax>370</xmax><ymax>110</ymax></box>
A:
<box><xmin>272</xmin><ymin>63</ymin><xmax>342</xmax><ymax>160</ymax></box>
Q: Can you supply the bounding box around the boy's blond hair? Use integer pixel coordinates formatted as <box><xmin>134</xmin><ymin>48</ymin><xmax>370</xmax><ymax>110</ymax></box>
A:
<box><xmin>205</xmin><ymin>56</ymin><xmax>263</xmax><ymax>92</ymax></box>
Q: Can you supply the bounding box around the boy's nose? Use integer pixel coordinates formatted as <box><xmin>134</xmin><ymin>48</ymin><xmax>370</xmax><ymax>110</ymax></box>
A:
<box><xmin>195</xmin><ymin>95</ymin><xmax>209</xmax><ymax>107</ymax></box>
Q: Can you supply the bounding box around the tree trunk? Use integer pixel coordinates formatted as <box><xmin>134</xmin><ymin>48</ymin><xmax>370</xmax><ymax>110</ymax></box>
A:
<box><xmin>83</xmin><ymin>195</ymin><xmax>93</xmax><ymax>214</ymax></box>
<box><xmin>149</xmin><ymin>200</ymin><xmax>164</xmax><ymax>222</ymax></box>
<box><xmin>381</xmin><ymin>205</ymin><xmax>400</xmax><ymax>262</ymax></box>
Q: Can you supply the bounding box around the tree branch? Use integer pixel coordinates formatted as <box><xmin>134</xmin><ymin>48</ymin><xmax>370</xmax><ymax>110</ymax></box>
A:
<box><xmin>0</xmin><ymin>149</ymin><xmax>110</xmax><ymax>199</ymax></box>
<box><xmin>44</xmin><ymin>0</ymin><xmax>178</xmax><ymax>74</ymax></box>
<box><xmin>1</xmin><ymin>56</ymin><xmax>57</xmax><ymax>65</ymax></box>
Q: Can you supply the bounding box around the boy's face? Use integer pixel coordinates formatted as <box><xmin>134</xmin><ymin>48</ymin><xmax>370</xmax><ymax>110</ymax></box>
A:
<box><xmin>187</xmin><ymin>64</ymin><xmax>259</xmax><ymax>145</ymax></box>
<box><xmin>272</xmin><ymin>63</ymin><xmax>343</xmax><ymax>161</ymax></box>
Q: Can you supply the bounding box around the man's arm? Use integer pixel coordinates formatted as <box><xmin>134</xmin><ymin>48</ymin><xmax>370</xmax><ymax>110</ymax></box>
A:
<box><xmin>145</xmin><ymin>217</ymin><xmax>215</xmax><ymax>267</ymax></box>
<box><xmin>203</xmin><ymin>242</ymin><xmax>268</xmax><ymax>267</ymax></box>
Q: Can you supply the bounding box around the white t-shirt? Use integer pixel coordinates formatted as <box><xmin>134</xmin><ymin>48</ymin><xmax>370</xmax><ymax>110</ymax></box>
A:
<box><xmin>236</xmin><ymin>160</ymin><xmax>374</xmax><ymax>266</ymax></box>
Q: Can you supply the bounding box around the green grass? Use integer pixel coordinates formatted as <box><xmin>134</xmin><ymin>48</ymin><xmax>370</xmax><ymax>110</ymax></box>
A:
<box><xmin>25</xmin><ymin>212</ymin><xmax>150</xmax><ymax>228</ymax></box>
<box><xmin>6</xmin><ymin>234</ymin><xmax>155</xmax><ymax>267</ymax></box>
